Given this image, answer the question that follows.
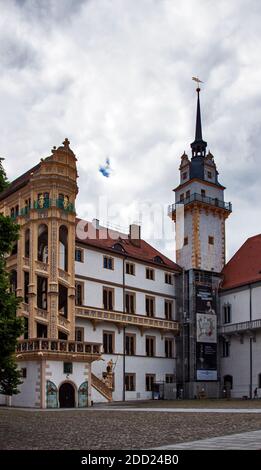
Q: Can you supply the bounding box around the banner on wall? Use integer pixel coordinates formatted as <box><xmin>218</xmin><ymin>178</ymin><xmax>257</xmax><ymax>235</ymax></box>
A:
<box><xmin>196</xmin><ymin>285</ymin><xmax>216</xmax><ymax>314</ymax></box>
<box><xmin>196</xmin><ymin>313</ymin><xmax>217</xmax><ymax>343</ymax></box>
<box><xmin>196</xmin><ymin>343</ymin><xmax>217</xmax><ymax>381</ymax></box>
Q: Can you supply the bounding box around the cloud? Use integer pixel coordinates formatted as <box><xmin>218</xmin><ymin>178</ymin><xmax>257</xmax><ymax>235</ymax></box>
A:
<box><xmin>0</xmin><ymin>0</ymin><xmax>261</xmax><ymax>262</ymax></box>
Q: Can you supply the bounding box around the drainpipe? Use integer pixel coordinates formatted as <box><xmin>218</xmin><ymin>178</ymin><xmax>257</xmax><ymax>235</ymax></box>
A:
<box><xmin>122</xmin><ymin>256</ymin><xmax>126</xmax><ymax>402</ymax></box>
<box><xmin>249</xmin><ymin>284</ymin><xmax>253</xmax><ymax>399</ymax></box>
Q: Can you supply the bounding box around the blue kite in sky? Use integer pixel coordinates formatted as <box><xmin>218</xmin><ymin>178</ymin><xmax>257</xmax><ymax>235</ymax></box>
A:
<box><xmin>99</xmin><ymin>158</ymin><xmax>112</xmax><ymax>178</ymax></box>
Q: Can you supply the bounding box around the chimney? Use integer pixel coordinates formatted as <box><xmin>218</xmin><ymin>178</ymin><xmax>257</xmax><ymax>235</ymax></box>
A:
<box><xmin>129</xmin><ymin>224</ymin><xmax>141</xmax><ymax>247</ymax></box>
<box><xmin>92</xmin><ymin>218</ymin><xmax>99</xmax><ymax>229</ymax></box>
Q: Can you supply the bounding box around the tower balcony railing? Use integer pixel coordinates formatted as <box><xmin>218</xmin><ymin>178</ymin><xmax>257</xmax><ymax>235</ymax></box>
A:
<box><xmin>11</xmin><ymin>198</ymin><xmax>75</xmax><ymax>218</ymax></box>
<box><xmin>16</xmin><ymin>338</ymin><xmax>102</xmax><ymax>356</ymax></box>
<box><xmin>168</xmin><ymin>193</ymin><xmax>232</xmax><ymax>215</ymax></box>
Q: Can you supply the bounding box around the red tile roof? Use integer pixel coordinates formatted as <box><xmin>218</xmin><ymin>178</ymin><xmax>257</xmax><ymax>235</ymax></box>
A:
<box><xmin>0</xmin><ymin>163</ymin><xmax>40</xmax><ymax>201</ymax></box>
<box><xmin>75</xmin><ymin>219</ymin><xmax>181</xmax><ymax>271</ymax></box>
<box><xmin>221</xmin><ymin>234</ymin><xmax>261</xmax><ymax>290</ymax></box>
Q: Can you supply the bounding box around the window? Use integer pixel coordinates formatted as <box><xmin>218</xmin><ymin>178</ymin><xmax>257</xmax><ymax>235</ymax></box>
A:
<box><xmin>103</xmin><ymin>256</ymin><xmax>114</xmax><ymax>270</ymax></box>
<box><xmin>58</xmin><ymin>331</ymin><xmax>67</xmax><ymax>340</ymax></box>
<box><xmin>23</xmin><ymin>317</ymin><xmax>29</xmax><ymax>339</ymax></box>
<box><xmin>24</xmin><ymin>198</ymin><xmax>31</xmax><ymax>211</ymax></box>
<box><xmin>154</xmin><ymin>256</ymin><xmax>163</xmax><ymax>264</ymax></box>
<box><xmin>207</xmin><ymin>171</ymin><xmax>212</xmax><ymax>179</ymax></box>
<box><xmin>21</xmin><ymin>368</ymin><xmax>27</xmax><ymax>379</ymax></box>
<box><xmin>146</xmin><ymin>374</ymin><xmax>155</xmax><ymax>391</ymax></box>
<box><xmin>223</xmin><ymin>304</ymin><xmax>231</xmax><ymax>324</ymax></box>
<box><xmin>180</xmin><ymin>193</ymin><xmax>184</xmax><ymax>202</ymax></box>
<box><xmin>63</xmin><ymin>362</ymin><xmax>73</xmax><ymax>374</ymax></box>
<box><xmin>165</xmin><ymin>338</ymin><xmax>173</xmax><ymax>358</ymax></box>
<box><xmin>165</xmin><ymin>273</ymin><xmax>172</xmax><ymax>285</ymax></box>
<box><xmin>112</xmin><ymin>243</ymin><xmax>125</xmax><ymax>253</ymax></box>
<box><xmin>36</xmin><ymin>322</ymin><xmax>47</xmax><ymax>338</ymax></box>
<box><xmin>146</xmin><ymin>336</ymin><xmax>155</xmax><ymax>357</ymax></box>
<box><xmin>125</xmin><ymin>373</ymin><xmax>136</xmax><ymax>391</ymax></box>
<box><xmin>75</xmin><ymin>282</ymin><xmax>83</xmax><ymax>306</ymax></box>
<box><xmin>201</xmin><ymin>189</ymin><xmax>206</xmax><ymax>197</ymax></box>
<box><xmin>145</xmin><ymin>296</ymin><xmax>155</xmax><ymax>317</ymax></box>
<box><xmin>146</xmin><ymin>268</ymin><xmax>154</xmax><ymax>280</ymax></box>
<box><xmin>258</xmin><ymin>373</ymin><xmax>261</xmax><ymax>389</ymax></box>
<box><xmin>126</xmin><ymin>262</ymin><xmax>135</xmax><ymax>275</ymax></box>
<box><xmin>10</xmin><ymin>270</ymin><xmax>17</xmax><ymax>295</ymax></box>
<box><xmin>182</xmin><ymin>172</ymin><xmax>187</xmax><ymax>180</ymax></box>
<box><xmin>24</xmin><ymin>229</ymin><xmax>30</xmax><ymax>258</ymax></box>
<box><xmin>125</xmin><ymin>334</ymin><xmax>136</xmax><ymax>355</ymax></box>
<box><xmin>37</xmin><ymin>276</ymin><xmax>48</xmax><ymax>310</ymax></box>
<box><xmin>59</xmin><ymin>283</ymin><xmax>68</xmax><ymax>317</ymax></box>
<box><xmin>166</xmin><ymin>374</ymin><xmax>175</xmax><ymax>384</ymax></box>
<box><xmin>184</xmin><ymin>236</ymin><xmax>188</xmax><ymax>246</ymax></box>
<box><xmin>208</xmin><ymin>236</ymin><xmax>214</xmax><ymax>245</ymax></box>
<box><xmin>165</xmin><ymin>300</ymin><xmax>173</xmax><ymax>320</ymax></box>
<box><xmin>103</xmin><ymin>287</ymin><xmax>114</xmax><ymax>310</ymax></box>
<box><xmin>185</xmin><ymin>190</ymin><xmax>190</xmax><ymax>199</ymax></box>
<box><xmin>125</xmin><ymin>292</ymin><xmax>135</xmax><ymax>314</ymax></box>
<box><xmin>75</xmin><ymin>327</ymin><xmax>84</xmax><ymax>342</ymax></box>
<box><xmin>103</xmin><ymin>331</ymin><xmax>114</xmax><ymax>354</ymax></box>
<box><xmin>75</xmin><ymin>248</ymin><xmax>84</xmax><ymax>262</ymax></box>
<box><xmin>24</xmin><ymin>271</ymin><xmax>29</xmax><ymax>304</ymax></box>
<box><xmin>222</xmin><ymin>340</ymin><xmax>230</xmax><ymax>357</ymax></box>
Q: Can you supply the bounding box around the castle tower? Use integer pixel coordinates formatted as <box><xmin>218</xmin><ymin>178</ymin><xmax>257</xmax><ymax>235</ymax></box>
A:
<box><xmin>169</xmin><ymin>85</ymin><xmax>232</xmax><ymax>399</ymax></box>
<box><xmin>170</xmin><ymin>86</ymin><xmax>232</xmax><ymax>272</ymax></box>
<box><xmin>8</xmin><ymin>138</ymin><xmax>78</xmax><ymax>340</ymax></box>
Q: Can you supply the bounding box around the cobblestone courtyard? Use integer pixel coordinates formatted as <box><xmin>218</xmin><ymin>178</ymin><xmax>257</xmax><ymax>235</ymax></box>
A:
<box><xmin>1</xmin><ymin>402</ymin><xmax>261</xmax><ymax>449</ymax></box>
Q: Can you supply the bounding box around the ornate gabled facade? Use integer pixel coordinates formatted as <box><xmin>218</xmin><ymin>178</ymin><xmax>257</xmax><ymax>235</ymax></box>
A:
<box><xmin>0</xmin><ymin>140</ymin><xmax>180</xmax><ymax>407</ymax></box>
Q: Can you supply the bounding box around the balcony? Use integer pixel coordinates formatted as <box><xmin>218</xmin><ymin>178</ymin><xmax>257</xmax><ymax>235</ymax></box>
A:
<box><xmin>34</xmin><ymin>199</ymin><xmax>52</xmax><ymax>210</ymax></box>
<box><xmin>56</xmin><ymin>198</ymin><xmax>75</xmax><ymax>213</ymax></box>
<box><xmin>219</xmin><ymin>318</ymin><xmax>261</xmax><ymax>336</ymax></box>
<box><xmin>16</xmin><ymin>338</ymin><xmax>102</xmax><ymax>361</ymax></box>
<box><xmin>75</xmin><ymin>306</ymin><xmax>179</xmax><ymax>334</ymax></box>
<box><xmin>168</xmin><ymin>193</ymin><xmax>232</xmax><ymax>215</ymax></box>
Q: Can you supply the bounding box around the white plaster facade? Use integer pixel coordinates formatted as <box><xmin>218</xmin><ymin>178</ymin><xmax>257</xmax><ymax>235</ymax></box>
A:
<box><xmin>75</xmin><ymin>244</ymin><xmax>178</xmax><ymax>402</ymax></box>
<box><xmin>219</xmin><ymin>283</ymin><xmax>261</xmax><ymax>398</ymax></box>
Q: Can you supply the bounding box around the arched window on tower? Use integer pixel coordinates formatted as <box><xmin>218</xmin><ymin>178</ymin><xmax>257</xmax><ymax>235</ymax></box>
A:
<box><xmin>38</xmin><ymin>224</ymin><xmax>48</xmax><ymax>263</ymax></box>
<box><xmin>37</xmin><ymin>276</ymin><xmax>48</xmax><ymax>310</ymax></box>
<box><xmin>59</xmin><ymin>225</ymin><xmax>68</xmax><ymax>272</ymax></box>
<box><xmin>24</xmin><ymin>229</ymin><xmax>30</xmax><ymax>259</ymax></box>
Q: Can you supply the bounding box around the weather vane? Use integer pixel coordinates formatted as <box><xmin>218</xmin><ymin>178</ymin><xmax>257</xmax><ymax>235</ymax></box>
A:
<box><xmin>192</xmin><ymin>76</ymin><xmax>204</xmax><ymax>91</ymax></box>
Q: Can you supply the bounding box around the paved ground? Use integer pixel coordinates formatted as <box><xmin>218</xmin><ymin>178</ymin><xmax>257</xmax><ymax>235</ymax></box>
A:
<box><xmin>105</xmin><ymin>399</ymin><xmax>261</xmax><ymax>408</ymax></box>
<box><xmin>1</xmin><ymin>405</ymin><xmax>261</xmax><ymax>449</ymax></box>
<box><xmin>154</xmin><ymin>429</ymin><xmax>261</xmax><ymax>450</ymax></box>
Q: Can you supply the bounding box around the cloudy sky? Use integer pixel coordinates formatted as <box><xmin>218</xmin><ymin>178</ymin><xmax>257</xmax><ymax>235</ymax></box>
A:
<box><xmin>1</xmin><ymin>0</ymin><xmax>261</xmax><ymax>262</ymax></box>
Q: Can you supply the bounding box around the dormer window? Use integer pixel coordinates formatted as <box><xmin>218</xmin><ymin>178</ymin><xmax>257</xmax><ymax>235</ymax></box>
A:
<box><xmin>153</xmin><ymin>256</ymin><xmax>163</xmax><ymax>264</ymax></box>
<box><xmin>207</xmin><ymin>171</ymin><xmax>212</xmax><ymax>179</ymax></box>
<box><xmin>112</xmin><ymin>243</ymin><xmax>125</xmax><ymax>253</ymax></box>
<box><xmin>182</xmin><ymin>172</ymin><xmax>187</xmax><ymax>180</ymax></box>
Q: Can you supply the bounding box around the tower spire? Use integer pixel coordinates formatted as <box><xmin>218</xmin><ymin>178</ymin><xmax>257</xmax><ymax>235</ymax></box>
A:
<box><xmin>191</xmin><ymin>79</ymin><xmax>207</xmax><ymax>158</ymax></box>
